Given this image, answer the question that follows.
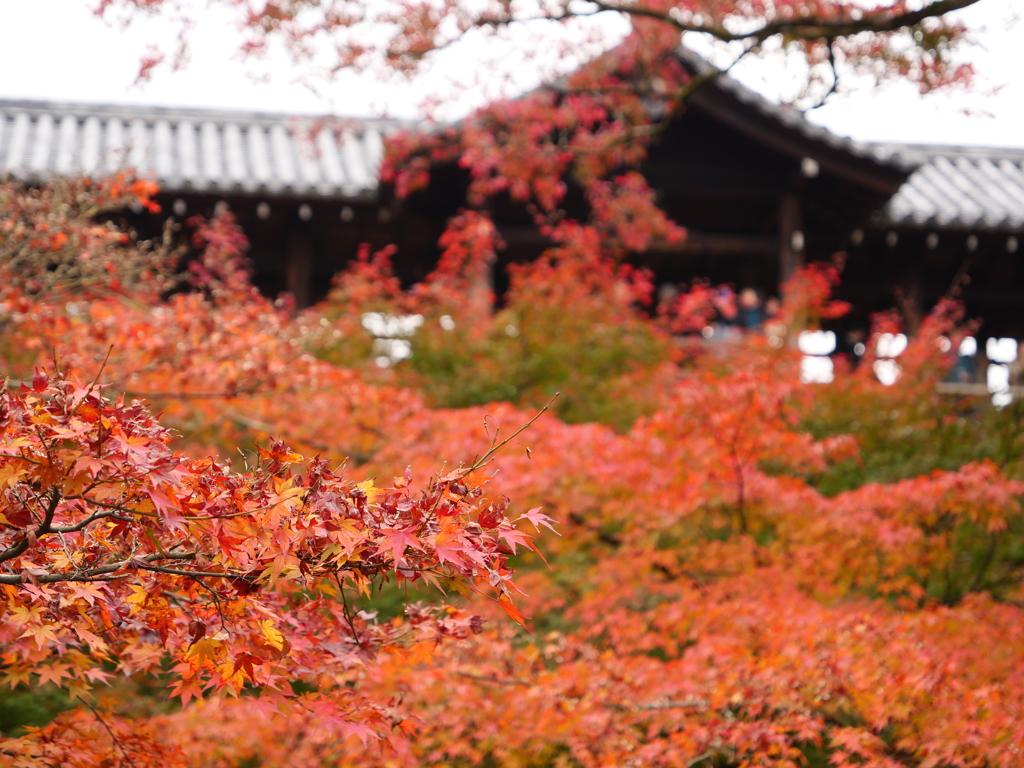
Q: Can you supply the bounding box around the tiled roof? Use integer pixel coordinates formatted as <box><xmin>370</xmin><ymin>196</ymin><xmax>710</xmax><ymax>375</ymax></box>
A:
<box><xmin>872</xmin><ymin>145</ymin><xmax>1024</xmax><ymax>231</ymax></box>
<box><xmin>0</xmin><ymin>99</ymin><xmax>414</xmax><ymax>200</ymax></box>
<box><xmin>676</xmin><ymin>47</ymin><xmax>901</xmax><ymax>169</ymax></box>
<box><xmin>1</xmin><ymin>98</ymin><xmax>1022</xmax><ymax>232</ymax></box>
<box><xmin>674</xmin><ymin>49</ymin><xmax>1024</xmax><ymax>232</ymax></box>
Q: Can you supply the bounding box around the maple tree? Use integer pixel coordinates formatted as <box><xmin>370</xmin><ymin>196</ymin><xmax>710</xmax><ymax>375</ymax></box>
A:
<box><xmin>0</xmin><ymin>174</ymin><xmax>171</xmax><ymax>301</ymax></box>
<box><xmin>101</xmin><ymin>0</ymin><xmax>982</xmax><ymax>267</ymax></box>
<box><xmin>2</xmin><ymin>173</ymin><xmax>1023</xmax><ymax>768</ymax></box>
<box><xmin>4</xmin><ymin>1</ymin><xmax>1022</xmax><ymax>765</ymax></box>
<box><xmin>0</xmin><ymin>179</ymin><xmax>556</xmax><ymax>765</ymax></box>
<box><xmin>0</xmin><ymin>361</ymin><xmax>549</xmax><ymax>765</ymax></box>
<box><xmin>308</xmin><ymin>215</ymin><xmax>675</xmax><ymax>428</ymax></box>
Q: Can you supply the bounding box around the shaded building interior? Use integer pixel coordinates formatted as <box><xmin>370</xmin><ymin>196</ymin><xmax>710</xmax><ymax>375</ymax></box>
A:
<box><xmin>1</xmin><ymin>58</ymin><xmax>1022</xmax><ymax>342</ymax></box>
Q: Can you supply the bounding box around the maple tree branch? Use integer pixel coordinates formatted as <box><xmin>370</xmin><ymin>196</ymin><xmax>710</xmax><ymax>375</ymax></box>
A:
<box><xmin>605</xmin><ymin>699</ymin><xmax>710</xmax><ymax>711</ymax></box>
<box><xmin>453</xmin><ymin>0</ymin><xmax>977</xmax><ymax>45</ymax></box>
<box><xmin>190</xmin><ymin>574</ymin><xmax>231</xmax><ymax>630</ymax></box>
<box><xmin>2</xmin><ymin>378</ymin><xmax>273</xmax><ymax>401</ymax></box>
<box><xmin>83</xmin><ymin>701</ymin><xmax>139</xmax><ymax>768</ymax></box>
<box><xmin>456</xmin><ymin>671</ymin><xmax>532</xmax><ymax>687</ymax></box>
<box><xmin>82</xmin><ymin>704</ymin><xmax>139</xmax><ymax>768</ymax></box>
<box><xmin>465</xmin><ymin>393</ymin><xmax>559</xmax><ymax>474</ymax></box>
<box><xmin>0</xmin><ymin>551</ymin><xmax>196</xmax><ymax>585</ymax></box>
<box><xmin>585</xmin><ymin>0</ymin><xmax>980</xmax><ymax>42</ymax></box>
<box><xmin>136</xmin><ymin>563</ymin><xmax>245</xmax><ymax>581</ymax></box>
<box><xmin>336</xmin><ymin>572</ymin><xmax>365</xmax><ymax>647</ymax></box>
<box><xmin>52</xmin><ymin>509</ymin><xmax>132</xmax><ymax>534</ymax></box>
<box><xmin>805</xmin><ymin>40</ymin><xmax>841</xmax><ymax>111</ymax></box>
<box><xmin>39</xmin><ymin>486</ymin><xmax>61</xmax><ymax>532</ymax></box>
<box><xmin>73</xmin><ymin>492</ymin><xmax>303</xmax><ymax>523</ymax></box>
<box><xmin>70</xmin><ymin>345</ymin><xmax>113</xmax><ymax>418</ymax></box>
<box><xmin>120</xmin><ymin>388</ymin><xmax>264</xmax><ymax>400</ymax></box>
<box><xmin>0</xmin><ymin>487</ymin><xmax>62</xmax><ymax>564</ymax></box>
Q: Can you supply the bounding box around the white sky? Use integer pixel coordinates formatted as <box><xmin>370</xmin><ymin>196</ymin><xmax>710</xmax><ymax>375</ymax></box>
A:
<box><xmin>0</xmin><ymin>0</ymin><xmax>1021</xmax><ymax>148</ymax></box>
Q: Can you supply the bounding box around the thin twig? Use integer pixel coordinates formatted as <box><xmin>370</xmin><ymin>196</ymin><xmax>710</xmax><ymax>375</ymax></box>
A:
<box><xmin>456</xmin><ymin>671</ymin><xmax>532</xmax><ymax>687</ymax></box>
<box><xmin>70</xmin><ymin>345</ymin><xmax>113</xmax><ymax>417</ymax></box>
<box><xmin>83</xmin><ymin>701</ymin><xmax>139</xmax><ymax>768</ymax></box>
<box><xmin>465</xmin><ymin>393</ymin><xmax>559</xmax><ymax>473</ymax></box>
<box><xmin>605</xmin><ymin>699</ymin><xmax>709</xmax><ymax>711</ymax></box>
<box><xmin>584</xmin><ymin>0</ymin><xmax>979</xmax><ymax>43</ymax></box>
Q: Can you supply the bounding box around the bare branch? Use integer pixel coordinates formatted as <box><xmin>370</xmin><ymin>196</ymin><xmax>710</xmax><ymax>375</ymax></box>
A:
<box><xmin>456</xmin><ymin>671</ymin><xmax>532</xmax><ymax>687</ymax></box>
<box><xmin>0</xmin><ymin>487</ymin><xmax>62</xmax><ymax>564</ymax></box>
<box><xmin>605</xmin><ymin>698</ymin><xmax>709</xmax><ymax>711</ymax></box>
<box><xmin>586</xmin><ymin>0</ymin><xmax>980</xmax><ymax>44</ymax></box>
<box><xmin>0</xmin><ymin>551</ymin><xmax>197</xmax><ymax>585</ymax></box>
<box><xmin>465</xmin><ymin>393</ymin><xmax>559</xmax><ymax>474</ymax></box>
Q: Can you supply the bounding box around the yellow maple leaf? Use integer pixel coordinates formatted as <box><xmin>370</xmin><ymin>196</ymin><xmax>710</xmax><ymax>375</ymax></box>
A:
<box><xmin>258</xmin><ymin>620</ymin><xmax>285</xmax><ymax>651</ymax></box>
<box><xmin>126</xmin><ymin>585</ymin><xmax>149</xmax><ymax>615</ymax></box>
<box><xmin>0</xmin><ymin>461</ymin><xmax>27</xmax><ymax>489</ymax></box>
<box><xmin>185</xmin><ymin>637</ymin><xmax>224</xmax><ymax>666</ymax></box>
<box><xmin>357</xmin><ymin>479</ymin><xmax>380</xmax><ymax>503</ymax></box>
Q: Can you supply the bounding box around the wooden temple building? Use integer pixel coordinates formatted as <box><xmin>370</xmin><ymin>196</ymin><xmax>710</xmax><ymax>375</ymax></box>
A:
<box><xmin>1</xmin><ymin>52</ymin><xmax>1022</xmax><ymax>342</ymax></box>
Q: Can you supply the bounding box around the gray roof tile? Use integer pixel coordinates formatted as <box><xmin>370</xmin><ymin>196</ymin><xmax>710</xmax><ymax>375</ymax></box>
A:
<box><xmin>874</xmin><ymin>145</ymin><xmax>1024</xmax><ymax>231</ymax></box>
<box><xmin>1</xmin><ymin>97</ymin><xmax>1022</xmax><ymax>231</ymax></box>
<box><xmin>0</xmin><ymin>99</ymin><xmax>412</xmax><ymax>200</ymax></box>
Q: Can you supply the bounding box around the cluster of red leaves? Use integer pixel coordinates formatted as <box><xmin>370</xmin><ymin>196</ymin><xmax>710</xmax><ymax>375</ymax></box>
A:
<box><xmin>100</xmin><ymin>0</ymin><xmax>976</xmax><ymax>87</ymax></box>
<box><xmin>201</xmin><ymin>292</ymin><xmax>1017</xmax><ymax>768</ymax></box>
<box><xmin>507</xmin><ymin>221</ymin><xmax>655</xmax><ymax>315</ymax></box>
<box><xmin>379</xmin><ymin>3</ymin><xmax>971</xmax><ymax>258</ymax></box>
<box><xmin>0</xmin><ymin>174</ymin><xmax>175</xmax><ymax>301</ymax></box>
<box><xmin>0</xmin><ymin>365</ymin><xmax>542</xmax><ymax>765</ymax></box>
<box><xmin>186</xmin><ymin>210</ymin><xmax>254</xmax><ymax>299</ymax></box>
<box><xmin>0</xmin><ymin>202</ymin><xmax>433</xmax><ymax>472</ymax></box>
<box><xmin>93</xmin><ymin>290</ymin><xmax>1022</xmax><ymax>768</ymax></box>
<box><xmin>774</xmin><ymin>259</ymin><xmax>852</xmax><ymax>331</ymax></box>
<box><xmin>3</xmin><ymin>172</ymin><xmax>1022</xmax><ymax>767</ymax></box>
<box><xmin>381</xmin><ymin>36</ymin><xmax>688</xmax><ymax>253</ymax></box>
<box><xmin>325</xmin><ymin>242</ymin><xmax>403</xmax><ymax>310</ymax></box>
<box><xmin>191</xmin><ymin>270</ymin><xmax>1024</xmax><ymax>768</ymax></box>
<box><xmin>412</xmin><ymin>210</ymin><xmax>504</xmax><ymax>330</ymax></box>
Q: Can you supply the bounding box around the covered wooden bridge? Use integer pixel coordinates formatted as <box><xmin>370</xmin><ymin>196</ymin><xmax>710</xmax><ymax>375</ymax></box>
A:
<box><xmin>0</xmin><ymin>62</ymin><xmax>1021</xmax><ymax>340</ymax></box>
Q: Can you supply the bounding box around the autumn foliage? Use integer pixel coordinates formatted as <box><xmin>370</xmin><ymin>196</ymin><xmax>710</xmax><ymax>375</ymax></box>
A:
<box><xmin>3</xmin><ymin>0</ymin><xmax>1016</xmax><ymax>760</ymax></box>
<box><xmin>0</xmin><ymin>165</ymin><xmax>1022</xmax><ymax>768</ymax></box>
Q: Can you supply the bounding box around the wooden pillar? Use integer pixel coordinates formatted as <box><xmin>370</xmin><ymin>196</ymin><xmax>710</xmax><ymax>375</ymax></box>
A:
<box><xmin>466</xmin><ymin>205</ymin><xmax>497</xmax><ymax>319</ymax></box>
<box><xmin>467</xmin><ymin>248</ymin><xmax>496</xmax><ymax>319</ymax></box>
<box><xmin>902</xmin><ymin>280</ymin><xmax>924</xmax><ymax>336</ymax></box>
<box><xmin>779</xmin><ymin>194</ymin><xmax>805</xmax><ymax>286</ymax></box>
<box><xmin>286</xmin><ymin>229</ymin><xmax>312</xmax><ymax>309</ymax></box>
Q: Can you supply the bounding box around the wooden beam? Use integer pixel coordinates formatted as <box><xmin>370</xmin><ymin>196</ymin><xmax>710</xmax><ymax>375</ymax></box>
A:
<box><xmin>779</xmin><ymin>195</ymin><xmax>804</xmax><ymax>284</ymax></box>
<box><xmin>646</xmin><ymin>232</ymin><xmax>777</xmax><ymax>256</ymax></box>
<box><xmin>689</xmin><ymin>85</ymin><xmax>909</xmax><ymax>196</ymax></box>
<box><xmin>936</xmin><ymin>382</ymin><xmax>1024</xmax><ymax>397</ymax></box>
<box><xmin>286</xmin><ymin>230</ymin><xmax>312</xmax><ymax>309</ymax></box>
<box><xmin>498</xmin><ymin>225</ymin><xmax>777</xmax><ymax>256</ymax></box>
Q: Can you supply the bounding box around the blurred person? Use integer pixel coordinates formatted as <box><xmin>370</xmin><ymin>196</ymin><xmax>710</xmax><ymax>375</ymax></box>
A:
<box><xmin>949</xmin><ymin>350</ymin><xmax>977</xmax><ymax>383</ymax></box>
<box><xmin>706</xmin><ymin>286</ymin><xmax>740</xmax><ymax>343</ymax></box>
<box><xmin>763</xmin><ymin>296</ymin><xmax>785</xmax><ymax>342</ymax></box>
<box><xmin>737</xmin><ymin>287</ymin><xmax>763</xmax><ymax>329</ymax></box>
<box><xmin>657</xmin><ymin>282</ymin><xmax>680</xmax><ymax>317</ymax></box>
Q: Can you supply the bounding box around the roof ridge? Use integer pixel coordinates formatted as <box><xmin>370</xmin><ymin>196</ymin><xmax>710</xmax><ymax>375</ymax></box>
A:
<box><xmin>674</xmin><ymin>47</ymin><xmax>1024</xmax><ymax>169</ymax></box>
<box><xmin>674</xmin><ymin>46</ymin><xmax>890</xmax><ymax>161</ymax></box>
<box><xmin>868</xmin><ymin>142</ymin><xmax>1024</xmax><ymax>161</ymax></box>
<box><xmin>0</xmin><ymin>100</ymin><xmax>403</xmax><ymax>200</ymax></box>
<box><xmin>0</xmin><ymin>97</ymin><xmax>421</xmax><ymax>129</ymax></box>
